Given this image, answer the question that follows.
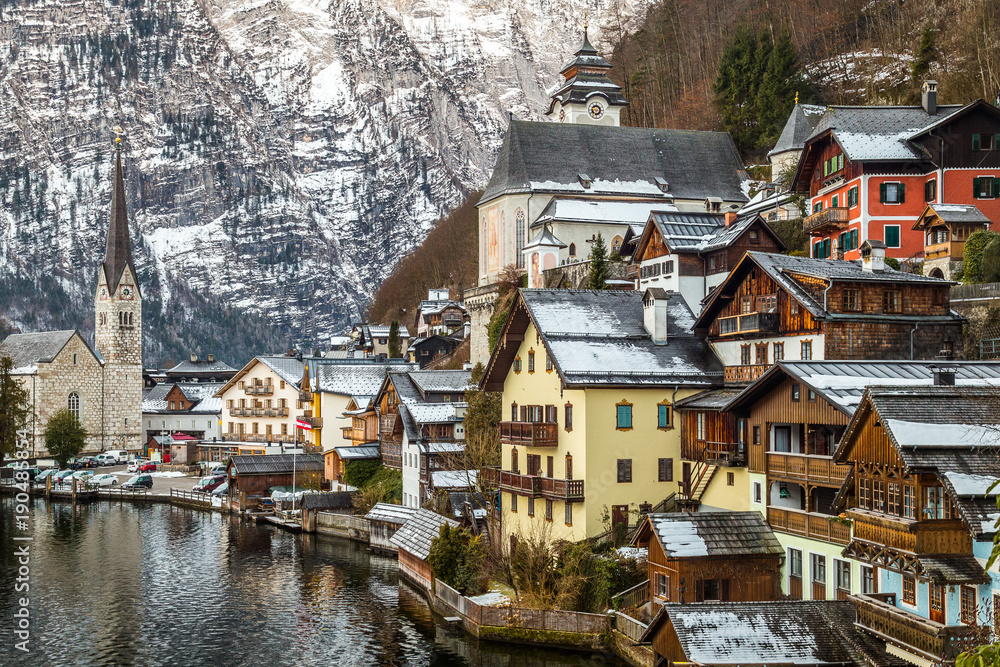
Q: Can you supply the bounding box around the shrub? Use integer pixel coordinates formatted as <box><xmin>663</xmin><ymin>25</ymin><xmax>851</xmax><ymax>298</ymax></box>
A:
<box><xmin>428</xmin><ymin>524</ymin><xmax>487</xmax><ymax>595</ymax></box>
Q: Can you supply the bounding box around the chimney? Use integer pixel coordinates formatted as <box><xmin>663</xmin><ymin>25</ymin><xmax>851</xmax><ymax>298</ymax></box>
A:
<box><xmin>860</xmin><ymin>240</ymin><xmax>886</xmax><ymax>273</ymax></box>
<box><xmin>642</xmin><ymin>288</ymin><xmax>669</xmax><ymax>345</ymax></box>
<box><xmin>922</xmin><ymin>80</ymin><xmax>938</xmax><ymax>115</ymax></box>
<box><xmin>190</xmin><ymin>353</ymin><xmax>197</xmax><ymax>363</ymax></box>
<box><xmin>931</xmin><ymin>366</ymin><xmax>956</xmax><ymax>386</ymax></box>
<box><xmin>724</xmin><ymin>211</ymin><xmax>737</xmax><ymax>227</ymax></box>
<box><xmin>207</xmin><ymin>354</ymin><xmax>215</xmax><ymax>362</ymax></box>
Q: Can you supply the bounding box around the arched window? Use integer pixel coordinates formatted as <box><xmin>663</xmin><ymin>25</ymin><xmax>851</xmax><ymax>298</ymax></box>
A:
<box><xmin>128</xmin><ymin>312</ymin><xmax>133</xmax><ymax>326</ymax></box>
<box><xmin>569</xmin><ymin>243</ymin><xmax>576</xmax><ymax>257</ymax></box>
<box><xmin>515</xmin><ymin>208</ymin><xmax>526</xmax><ymax>268</ymax></box>
<box><xmin>612</xmin><ymin>235</ymin><xmax>624</xmax><ymax>255</ymax></box>
<box><xmin>118</xmin><ymin>312</ymin><xmax>123</xmax><ymax>325</ymax></box>
<box><xmin>68</xmin><ymin>392</ymin><xmax>81</xmax><ymax>421</ymax></box>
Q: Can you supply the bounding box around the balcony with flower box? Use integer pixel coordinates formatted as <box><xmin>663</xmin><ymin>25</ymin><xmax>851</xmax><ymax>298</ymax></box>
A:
<box><xmin>803</xmin><ymin>207</ymin><xmax>849</xmax><ymax>235</ymax></box>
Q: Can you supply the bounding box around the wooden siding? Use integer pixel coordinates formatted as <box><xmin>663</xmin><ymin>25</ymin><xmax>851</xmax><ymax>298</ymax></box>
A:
<box><xmin>840</xmin><ymin>406</ymin><xmax>904</xmax><ymax>468</ymax></box>
<box><xmin>681</xmin><ymin>410</ymin><xmax>741</xmax><ymax>462</ymax></box>
<box><xmin>746</xmin><ymin>376</ymin><xmax>849</xmax><ymax>474</ymax></box>
<box><xmin>723</xmin><ymin>220</ymin><xmax>783</xmax><ymax>268</ymax></box>
<box><xmin>807</xmin><ymin>138</ymin><xmax>864</xmax><ymax>198</ymax></box>
<box><xmin>910</xmin><ymin>106</ymin><xmax>1000</xmax><ymax>169</ymax></box>
<box><xmin>823</xmin><ymin>281</ymin><xmax>952</xmax><ymax>318</ymax></box>
<box><xmin>824</xmin><ymin>320</ymin><xmax>962</xmax><ymax>361</ymax></box>
<box><xmin>707</xmin><ymin>266</ymin><xmax>821</xmax><ymax>339</ymax></box>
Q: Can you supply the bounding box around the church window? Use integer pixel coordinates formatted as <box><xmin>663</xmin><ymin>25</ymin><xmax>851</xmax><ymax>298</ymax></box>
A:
<box><xmin>612</xmin><ymin>235</ymin><xmax>623</xmax><ymax>254</ymax></box>
<box><xmin>515</xmin><ymin>209</ymin><xmax>526</xmax><ymax>268</ymax></box>
<box><xmin>68</xmin><ymin>392</ymin><xmax>81</xmax><ymax>421</ymax></box>
<box><xmin>73</xmin><ymin>354</ymin><xmax>77</xmax><ymax>365</ymax></box>
<box><xmin>118</xmin><ymin>312</ymin><xmax>123</xmax><ymax>325</ymax></box>
<box><xmin>569</xmin><ymin>243</ymin><xmax>576</xmax><ymax>257</ymax></box>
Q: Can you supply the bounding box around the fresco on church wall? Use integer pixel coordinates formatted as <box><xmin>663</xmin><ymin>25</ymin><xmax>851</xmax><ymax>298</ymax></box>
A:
<box><xmin>487</xmin><ymin>205</ymin><xmax>500</xmax><ymax>273</ymax></box>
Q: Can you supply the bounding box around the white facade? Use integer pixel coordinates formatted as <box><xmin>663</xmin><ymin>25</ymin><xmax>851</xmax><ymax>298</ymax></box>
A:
<box><xmin>402</xmin><ymin>435</ymin><xmax>421</xmax><ymax>509</ymax></box>
<box><xmin>710</xmin><ymin>334</ymin><xmax>827</xmax><ymax>368</ymax></box>
<box><xmin>143</xmin><ymin>414</ymin><xmax>221</xmax><ymax>440</ymax></box>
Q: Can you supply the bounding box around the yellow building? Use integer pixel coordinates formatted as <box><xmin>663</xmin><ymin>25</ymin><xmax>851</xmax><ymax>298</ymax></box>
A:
<box><xmin>481</xmin><ymin>288</ymin><xmax>723</xmax><ymax>542</ymax></box>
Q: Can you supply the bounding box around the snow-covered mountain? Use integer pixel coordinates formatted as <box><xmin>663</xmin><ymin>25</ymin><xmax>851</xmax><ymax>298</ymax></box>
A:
<box><xmin>0</xmin><ymin>0</ymin><xmax>644</xmax><ymax>353</ymax></box>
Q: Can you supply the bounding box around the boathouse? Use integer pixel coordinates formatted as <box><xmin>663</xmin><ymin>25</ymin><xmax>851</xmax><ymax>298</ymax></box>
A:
<box><xmin>227</xmin><ymin>454</ymin><xmax>324</xmax><ymax>511</ymax></box>
<box><xmin>365</xmin><ymin>502</ymin><xmax>418</xmax><ymax>555</ymax></box>
<box><xmin>390</xmin><ymin>508</ymin><xmax>459</xmax><ymax>592</ymax></box>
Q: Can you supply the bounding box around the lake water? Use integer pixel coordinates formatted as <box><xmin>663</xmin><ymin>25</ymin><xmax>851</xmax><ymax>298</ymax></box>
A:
<box><xmin>0</xmin><ymin>498</ymin><xmax>623</xmax><ymax>666</ymax></box>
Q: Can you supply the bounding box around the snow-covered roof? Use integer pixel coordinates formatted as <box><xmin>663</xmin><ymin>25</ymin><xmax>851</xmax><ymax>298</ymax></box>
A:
<box><xmin>389</xmin><ymin>508</ymin><xmax>459</xmax><ymax>560</ymax></box>
<box><xmin>768</xmin><ymin>103</ymin><xmax>827</xmax><ymax>156</ymax></box>
<box><xmin>364</xmin><ymin>324</ymin><xmax>410</xmax><ymax>339</ymax></box>
<box><xmin>333</xmin><ymin>445</ymin><xmax>379</xmax><ymax>460</ymax></box>
<box><xmin>805</xmin><ymin>104</ymin><xmax>964</xmax><ymax>161</ymax></box>
<box><xmin>649</xmin><ymin>601</ymin><xmax>897</xmax><ymax>665</ymax></box>
<box><xmin>424</xmin><ymin>442</ymin><xmax>466</xmax><ymax>454</ymax></box>
<box><xmin>408</xmin><ymin>370</ymin><xmax>473</xmax><ymax>395</ymax></box>
<box><xmin>481</xmin><ymin>121</ymin><xmax>749</xmax><ymax>205</ymax></box>
<box><xmin>0</xmin><ymin>330</ymin><xmax>91</xmax><ymax>374</ymax></box>
<box><xmin>315</xmin><ymin>363</ymin><xmax>403</xmax><ymax>396</ymax></box>
<box><xmin>637</xmin><ymin>512</ymin><xmax>783</xmax><ymax>558</ymax></box>
<box><xmin>406</xmin><ymin>403</ymin><xmax>462</xmax><ymax>424</ymax></box>
<box><xmin>431</xmin><ymin>470</ymin><xmax>477</xmax><ymax>489</ymax></box>
<box><xmin>142</xmin><ymin>382</ymin><xmax>226</xmax><ymax>414</ymax></box>
<box><xmin>486</xmin><ymin>289</ymin><xmax>722</xmax><ymax>389</ymax></box>
<box><xmin>522</xmin><ymin>225</ymin><xmax>567</xmax><ymax>251</ymax></box>
<box><xmin>532</xmin><ymin>198</ymin><xmax>677</xmax><ymax>228</ymax></box>
<box><xmin>365</xmin><ymin>502</ymin><xmax>418</xmax><ymax>525</ymax></box>
<box><xmin>924</xmin><ymin>203</ymin><xmax>991</xmax><ymax>225</ymax></box>
<box><xmin>167</xmin><ymin>357</ymin><xmax>236</xmax><ymax>375</ymax></box>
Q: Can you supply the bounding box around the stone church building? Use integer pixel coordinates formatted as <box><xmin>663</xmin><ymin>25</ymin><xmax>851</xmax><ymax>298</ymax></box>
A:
<box><xmin>0</xmin><ymin>147</ymin><xmax>143</xmax><ymax>457</ymax></box>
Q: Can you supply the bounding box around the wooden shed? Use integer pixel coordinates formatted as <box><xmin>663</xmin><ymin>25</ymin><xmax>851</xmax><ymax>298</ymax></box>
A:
<box><xmin>631</xmin><ymin>511</ymin><xmax>784</xmax><ymax>608</ymax></box>
<box><xmin>364</xmin><ymin>502</ymin><xmax>418</xmax><ymax>555</ymax></box>
<box><xmin>227</xmin><ymin>454</ymin><xmax>324</xmax><ymax>511</ymax></box>
<box><xmin>300</xmin><ymin>492</ymin><xmax>354</xmax><ymax>532</ymax></box>
<box><xmin>389</xmin><ymin>508</ymin><xmax>459</xmax><ymax>593</ymax></box>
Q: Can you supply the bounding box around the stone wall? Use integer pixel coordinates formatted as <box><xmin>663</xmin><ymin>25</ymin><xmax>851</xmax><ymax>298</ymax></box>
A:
<box><xmin>542</xmin><ymin>259</ymin><xmax>630</xmax><ymax>289</ymax></box>
<box><xmin>463</xmin><ymin>284</ymin><xmax>499</xmax><ymax>367</ymax></box>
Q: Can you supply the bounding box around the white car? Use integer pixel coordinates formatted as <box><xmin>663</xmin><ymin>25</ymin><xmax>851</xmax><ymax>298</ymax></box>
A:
<box><xmin>90</xmin><ymin>474</ymin><xmax>119</xmax><ymax>487</ymax></box>
<box><xmin>71</xmin><ymin>470</ymin><xmax>94</xmax><ymax>481</ymax></box>
<box><xmin>127</xmin><ymin>461</ymin><xmax>145</xmax><ymax>473</ymax></box>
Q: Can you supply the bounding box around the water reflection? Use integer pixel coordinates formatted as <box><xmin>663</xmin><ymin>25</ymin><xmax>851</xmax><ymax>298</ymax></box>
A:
<box><xmin>1</xmin><ymin>498</ymin><xmax>623</xmax><ymax>667</ymax></box>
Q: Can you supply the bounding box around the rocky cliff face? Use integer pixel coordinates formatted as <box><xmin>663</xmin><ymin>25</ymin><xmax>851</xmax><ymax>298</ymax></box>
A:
<box><xmin>0</xmin><ymin>0</ymin><xmax>643</xmax><ymax>358</ymax></box>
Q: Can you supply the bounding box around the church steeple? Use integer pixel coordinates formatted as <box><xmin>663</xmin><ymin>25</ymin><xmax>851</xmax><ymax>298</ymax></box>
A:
<box><xmin>103</xmin><ymin>135</ymin><xmax>138</xmax><ymax>296</ymax></box>
<box><xmin>545</xmin><ymin>24</ymin><xmax>628</xmax><ymax>126</ymax></box>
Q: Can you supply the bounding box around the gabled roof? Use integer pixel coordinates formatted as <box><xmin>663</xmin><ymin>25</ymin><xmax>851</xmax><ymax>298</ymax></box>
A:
<box><xmin>480</xmin><ymin>121</ymin><xmax>749</xmax><ymax>205</ymax></box>
<box><xmin>166</xmin><ymin>357</ymin><xmax>236</xmax><ymax>375</ymax></box>
<box><xmin>406</xmin><ymin>403</ymin><xmax>463</xmax><ymax>424</ymax></box>
<box><xmin>389</xmin><ymin>508</ymin><xmax>459</xmax><ymax>560</ymax></box>
<box><xmin>913</xmin><ymin>203</ymin><xmax>991</xmax><ymax>230</ymax></box>
<box><xmin>522</xmin><ymin>225</ymin><xmax>567</xmax><ymax>251</ymax></box>
<box><xmin>694</xmin><ymin>251</ymin><xmax>959</xmax><ymax>332</ymax></box>
<box><xmin>805</xmin><ymin>104</ymin><xmax>964</xmax><ymax>161</ymax></box>
<box><xmin>768</xmin><ymin>103</ymin><xmax>827</xmax><ymax>157</ymax></box>
<box><xmin>142</xmin><ymin>381</ymin><xmax>226</xmax><ymax>414</ymax></box>
<box><xmin>725</xmin><ymin>360</ymin><xmax>1000</xmax><ymax>416</ymax></box>
<box><xmin>228</xmin><ymin>454</ymin><xmax>324</xmax><ymax>475</ymax></box>
<box><xmin>102</xmin><ymin>149</ymin><xmax>139</xmax><ymax>296</ymax></box>
<box><xmin>482</xmin><ymin>289</ymin><xmax>723</xmax><ymax>391</ymax></box>
<box><xmin>632</xmin><ymin>511</ymin><xmax>783</xmax><ymax>558</ymax></box>
<box><xmin>643</xmin><ymin>601</ymin><xmax>903</xmax><ymax>666</ymax></box>
<box><xmin>431</xmin><ymin>470</ymin><xmax>477</xmax><ymax>490</ymax></box>
<box><xmin>531</xmin><ymin>197</ymin><xmax>677</xmax><ymax>229</ymax></box>
<box><xmin>363</xmin><ymin>324</ymin><xmax>410</xmax><ymax>339</ymax></box>
<box><xmin>315</xmin><ymin>362</ymin><xmax>408</xmax><ymax>396</ymax></box>
<box><xmin>332</xmin><ymin>445</ymin><xmax>379</xmax><ymax>460</ymax></box>
<box><xmin>632</xmin><ymin>212</ymin><xmax>784</xmax><ymax>263</ymax></box>
<box><xmin>835</xmin><ymin>385</ymin><xmax>1000</xmax><ymax>539</ymax></box>
<box><xmin>0</xmin><ymin>330</ymin><xmax>92</xmax><ymax>374</ymax></box>
<box><xmin>407</xmin><ymin>370</ymin><xmax>473</xmax><ymax>396</ymax></box>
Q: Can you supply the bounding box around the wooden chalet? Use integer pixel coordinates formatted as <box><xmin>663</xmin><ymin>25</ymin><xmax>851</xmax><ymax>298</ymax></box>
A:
<box><xmin>364</xmin><ymin>502</ymin><xmax>417</xmax><ymax>555</ymax></box>
<box><xmin>641</xmin><ymin>601</ymin><xmax>903</xmax><ymax>667</ymax></box>
<box><xmin>673</xmin><ymin>386</ymin><xmax>748</xmax><ymax>504</ymax></box>
<box><xmin>630</xmin><ymin>210</ymin><xmax>784</xmax><ymax>313</ymax></box>
<box><xmin>834</xmin><ymin>385</ymin><xmax>1000</xmax><ymax>665</ymax></box>
<box><xmin>912</xmin><ymin>203</ymin><xmax>991</xmax><ymax>280</ymax></box>
<box><xmin>630</xmin><ymin>511</ymin><xmax>784</xmax><ymax>612</ymax></box>
<box><xmin>693</xmin><ymin>249</ymin><xmax>963</xmax><ymax>384</ymax></box>
<box><xmin>389</xmin><ymin>508</ymin><xmax>459</xmax><ymax>593</ymax></box>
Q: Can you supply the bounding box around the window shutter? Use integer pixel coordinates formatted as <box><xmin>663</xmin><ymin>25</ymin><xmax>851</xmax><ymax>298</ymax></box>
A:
<box><xmin>879</xmin><ymin>183</ymin><xmax>886</xmax><ymax>203</ymax></box>
<box><xmin>973</xmin><ymin>134</ymin><xmax>981</xmax><ymax>151</ymax></box>
<box><xmin>898</xmin><ymin>183</ymin><xmax>905</xmax><ymax>203</ymax></box>
<box><xmin>695</xmin><ymin>580</ymin><xmax>705</xmax><ymax>602</ymax></box>
<box><xmin>994</xmin><ymin>178</ymin><xmax>1000</xmax><ymax>199</ymax></box>
<box><xmin>995</xmin><ymin>134</ymin><xmax>1000</xmax><ymax>150</ymax></box>
<box><xmin>721</xmin><ymin>579</ymin><xmax>731</xmax><ymax>602</ymax></box>
<box><xmin>974</xmin><ymin>178</ymin><xmax>982</xmax><ymax>198</ymax></box>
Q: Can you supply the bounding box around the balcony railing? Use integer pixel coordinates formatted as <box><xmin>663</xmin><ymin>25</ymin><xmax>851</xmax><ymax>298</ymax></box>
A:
<box><xmin>483</xmin><ymin>467</ymin><xmax>584</xmax><ymax>501</ymax></box>
<box><xmin>718</xmin><ymin>312</ymin><xmax>779</xmax><ymax>337</ymax></box>
<box><xmin>852</xmin><ymin>593</ymin><xmax>984</xmax><ymax>664</ymax></box>
<box><xmin>767</xmin><ymin>506</ymin><xmax>850</xmax><ymax>545</ymax></box>
<box><xmin>301</xmin><ymin>415</ymin><xmax>323</xmax><ymax>429</ymax></box>
<box><xmin>245</xmin><ymin>385</ymin><xmax>274</xmax><ymax>395</ymax></box>
<box><xmin>500</xmin><ymin>421</ymin><xmax>559</xmax><ymax>447</ymax></box>
<box><xmin>227</xmin><ymin>406</ymin><xmax>288</xmax><ymax>417</ymax></box>
<box><xmin>222</xmin><ymin>434</ymin><xmax>298</xmax><ymax>444</ymax></box>
<box><xmin>724</xmin><ymin>365</ymin><xmax>770</xmax><ymax>383</ymax></box>
<box><xmin>803</xmin><ymin>207</ymin><xmax>849</xmax><ymax>234</ymax></box>
<box><xmin>766</xmin><ymin>452</ymin><xmax>849</xmax><ymax>484</ymax></box>
<box><xmin>299</xmin><ymin>390</ymin><xmax>312</xmax><ymax>403</ymax></box>
<box><xmin>848</xmin><ymin>510</ymin><xmax>970</xmax><ymax>556</ymax></box>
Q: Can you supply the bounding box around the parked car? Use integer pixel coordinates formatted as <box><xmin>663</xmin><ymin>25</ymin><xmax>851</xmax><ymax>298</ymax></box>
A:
<box><xmin>89</xmin><ymin>474</ymin><xmax>119</xmax><ymax>487</ymax></box>
<box><xmin>53</xmin><ymin>470</ymin><xmax>76</xmax><ymax>483</ymax></box>
<box><xmin>71</xmin><ymin>470</ymin><xmax>94</xmax><ymax>481</ymax></box>
<box><xmin>122</xmin><ymin>474</ymin><xmax>153</xmax><ymax>490</ymax></box>
<box><xmin>211</xmin><ymin>481</ymin><xmax>228</xmax><ymax>497</ymax></box>
<box><xmin>138</xmin><ymin>462</ymin><xmax>157</xmax><ymax>473</ymax></box>
<box><xmin>35</xmin><ymin>469</ymin><xmax>59</xmax><ymax>482</ymax></box>
<box><xmin>210</xmin><ymin>465</ymin><xmax>228</xmax><ymax>476</ymax></box>
<box><xmin>126</xmin><ymin>460</ymin><xmax>143</xmax><ymax>473</ymax></box>
<box><xmin>193</xmin><ymin>475</ymin><xmax>226</xmax><ymax>494</ymax></box>
<box><xmin>104</xmin><ymin>450</ymin><xmax>129</xmax><ymax>463</ymax></box>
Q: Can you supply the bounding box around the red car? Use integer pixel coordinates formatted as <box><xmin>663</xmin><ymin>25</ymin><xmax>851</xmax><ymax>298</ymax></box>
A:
<box><xmin>138</xmin><ymin>462</ymin><xmax>157</xmax><ymax>472</ymax></box>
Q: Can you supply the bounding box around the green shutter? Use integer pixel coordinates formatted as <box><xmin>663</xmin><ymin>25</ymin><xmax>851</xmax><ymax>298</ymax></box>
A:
<box><xmin>993</xmin><ymin>178</ymin><xmax>1000</xmax><ymax>198</ymax></box>
<box><xmin>880</xmin><ymin>183</ymin><xmax>887</xmax><ymax>203</ymax></box>
<box><xmin>886</xmin><ymin>226</ymin><xmax>900</xmax><ymax>247</ymax></box>
<box><xmin>898</xmin><ymin>183</ymin><xmax>905</xmax><ymax>203</ymax></box>
<box><xmin>974</xmin><ymin>177</ymin><xmax>982</xmax><ymax>198</ymax></box>
<box><xmin>973</xmin><ymin>134</ymin><xmax>981</xmax><ymax>151</ymax></box>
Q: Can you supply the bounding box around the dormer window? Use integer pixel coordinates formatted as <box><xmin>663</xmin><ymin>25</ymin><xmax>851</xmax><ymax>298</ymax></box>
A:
<box><xmin>654</xmin><ymin>177</ymin><xmax>669</xmax><ymax>193</ymax></box>
<box><xmin>578</xmin><ymin>173</ymin><xmax>592</xmax><ymax>189</ymax></box>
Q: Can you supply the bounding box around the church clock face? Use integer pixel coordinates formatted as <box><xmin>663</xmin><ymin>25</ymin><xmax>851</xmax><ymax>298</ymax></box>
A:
<box><xmin>119</xmin><ymin>285</ymin><xmax>134</xmax><ymax>300</ymax></box>
<box><xmin>588</xmin><ymin>101</ymin><xmax>604</xmax><ymax>120</ymax></box>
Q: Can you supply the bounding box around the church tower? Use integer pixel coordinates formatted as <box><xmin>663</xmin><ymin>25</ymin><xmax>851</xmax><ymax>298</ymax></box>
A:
<box><xmin>545</xmin><ymin>24</ymin><xmax>628</xmax><ymax>126</ymax></box>
<box><xmin>95</xmin><ymin>135</ymin><xmax>143</xmax><ymax>451</ymax></box>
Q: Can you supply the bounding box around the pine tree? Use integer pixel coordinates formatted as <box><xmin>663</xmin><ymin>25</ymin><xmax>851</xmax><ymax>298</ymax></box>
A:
<box><xmin>0</xmin><ymin>356</ymin><xmax>31</xmax><ymax>465</ymax></box>
<box><xmin>755</xmin><ymin>31</ymin><xmax>807</xmax><ymax>150</ymax></box>
<box><xmin>911</xmin><ymin>24</ymin><xmax>937</xmax><ymax>84</ymax></box>
<box><xmin>588</xmin><ymin>233</ymin><xmax>610</xmax><ymax>290</ymax></box>
<box><xmin>714</xmin><ymin>25</ymin><xmax>762</xmax><ymax>156</ymax></box>
<box><xmin>387</xmin><ymin>320</ymin><xmax>400</xmax><ymax>358</ymax></box>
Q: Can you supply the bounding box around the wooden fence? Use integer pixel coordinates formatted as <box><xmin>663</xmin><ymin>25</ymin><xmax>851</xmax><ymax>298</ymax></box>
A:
<box><xmin>614</xmin><ymin>611</ymin><xmax>649</xmax><ymax>643</ymax></box>
<box><xmin>169</xmin><ymin>488</ymin><xmax>212</xmax><ymax>506</ymax></box>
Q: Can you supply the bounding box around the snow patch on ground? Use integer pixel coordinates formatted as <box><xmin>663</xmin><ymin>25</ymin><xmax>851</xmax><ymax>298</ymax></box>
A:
<box><xmin>148</xmin><ymin>471</ymin><xmax>188</xmax><ymax>478</ymax></box>
<box><xmin>467</xmin><ymin>589</ymin><xmax>509</xmax><ymax>606</ymax></box>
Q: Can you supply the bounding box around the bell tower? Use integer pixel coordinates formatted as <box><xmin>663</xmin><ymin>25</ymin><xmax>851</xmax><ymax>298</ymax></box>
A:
<box><xmin>95</xmin><ymin>128</ymin><xmax>143</xmax><ymax>452</ymax></box>
<box><xmin>545</xmin><ymin>21</ymin><xmax>628</xmax><ymax>126</ymax></box>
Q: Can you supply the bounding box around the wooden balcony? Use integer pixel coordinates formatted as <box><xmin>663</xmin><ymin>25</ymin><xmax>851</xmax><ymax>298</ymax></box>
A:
<box><xmin>299</xmin><ymin>390</ymin><xmax>312</xmax><ymax>402</ymax></box>
<box><xmin>500</xmin><ymin>421</ymin><xmax>558</xmax><ymax>447</ymax></box>
<box><xmin>724</xmin><ymin>365</ymin><xmax>770</xmax><ymax>383</ymax></box>
<box><xmin>301</xmin><ymin>415</ymin><xmax>323</xmax><ymax>429</ymax></box>
<box><xmin>717</xmin><ymin>312</ymin><xmax>779</xmax><ymax>337</ymax></box>
<box><xmin>483</xmin><ymin>467</ymin><xmax>584</xmax><ymax>501</ymax></box>
<box><xmin>380</xmin><ymin>413</ymin><xmax>397</xmax><ymax>434</ymax></box>
<box><xmin>848</xmin><ymin>510</ymin><xmax>971</xmax><ymax>556</ymax></box>
<box><xmin>851</xmin><ymin>593</ymin><xmax>984</xmax><ymax>665</ymax></box>
<box><xmin>702</xmin><ymin>442</ymin><xmax>746</xmax><ymax>466</ymax></box>
<box><xmin>766</xmin><ymin>452</ymin><xmax>850</xmax><ymax>484</ymax></box>
<box><xmin>767</xmin><ymin>506</ymin><xmax>850</xmax><ymax>545</ymax></box>
<box><xmin>924</xmin><ymin>240</ymin><xmax>966</xmax><ymax>261</ymax></box>
<box><xmin>245</xmin><ymin>385</ymin><xmax>273</xmax><ymax>395</ymax></box>
<box><xmin>803</xmin><ymin>207</ymin><xmax>849</xmax><ymax>234</ymax></box>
